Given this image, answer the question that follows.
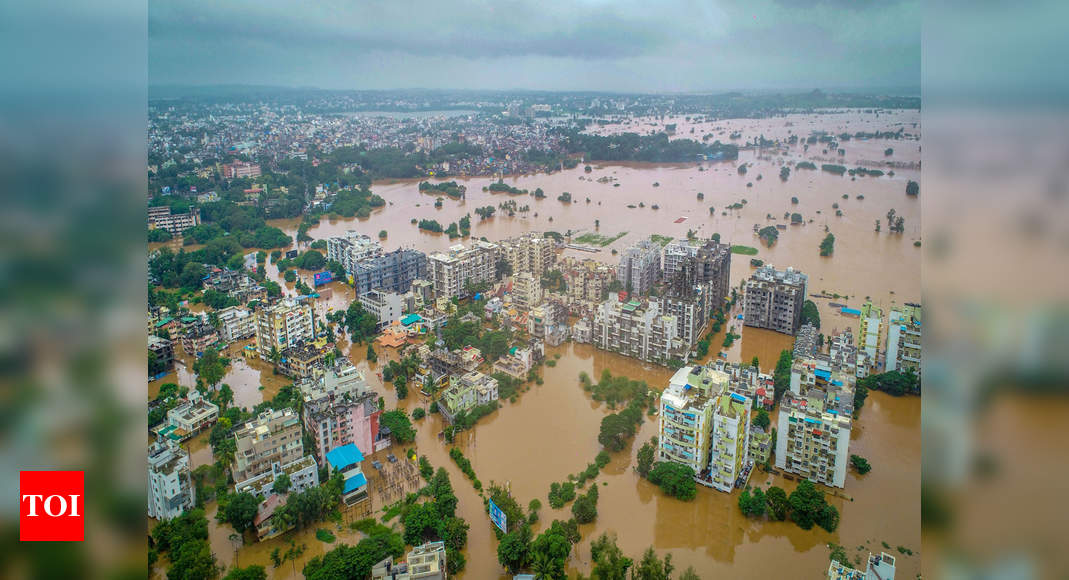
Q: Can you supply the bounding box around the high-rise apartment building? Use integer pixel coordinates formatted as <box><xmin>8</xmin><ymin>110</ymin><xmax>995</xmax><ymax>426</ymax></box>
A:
<box><xmin>254</xmin><ymin>298</ymin><xmax>314</xmax><ymax>361</ymax></box>
<box><xmin>886</xmin><ymin>303</ymin><xmax>921</xmax><ymax>374</ymax></box>
<box><xmin>499</xmin><ymin>232</ymin><xmax>556</xmax><ymax>277</ymax></box>
<box><xmin>428</xmin><ymin>241</ymin><xmax>500</xmax><ymax>299</ymax></box>
<box><xmin>231</xmin><ymin>408</ymin><xmax>304</xmax><ymax>485</ymax></box>
<box><xmin>593</xmin><ymin>298</ymin><xmax>688</xmax><ymax>365</ymax></box>
<box><xmin>743</xmin><ymin>264</ymin><xmax>808</xmax><ymax>335</ymax></box>
<box><xmin>616</xmin><ymin>239</ymin><xmax>662</xmax><ymax>296</ymax></box>
<box><xmin>147</xmin><ymin>440</ymin><xmax>195</xmax><ymax>520</ymax></box>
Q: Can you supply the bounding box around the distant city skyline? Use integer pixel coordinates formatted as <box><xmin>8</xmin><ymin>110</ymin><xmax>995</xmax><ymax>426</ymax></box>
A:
<box><xmin>149</xmin><ymin>0</ymin><xmax>919</xmax><ymax>93</ymax></box>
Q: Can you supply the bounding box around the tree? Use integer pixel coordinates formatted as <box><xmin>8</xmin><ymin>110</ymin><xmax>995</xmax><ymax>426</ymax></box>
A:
<box><xmin>801</xmin><ymin>300</ymin><xmax>821</xmax><ymax>329</ymax></box>
<box><xmin>788</xmin><ymin>480</ymin><xmax>827</xmax><ymax>530</ymax></box>
<box><xmin>222</xmin><ymin>565</ymin><xmax>266</xmax><ymax>580</ymax></box>
<box><xmin>636</xmin><ymin>438</ymin><xmax>657</xmax><ymax>477</ymax></box>
<box><xmin>168</xmin><ymin>537</ymin><xmax>218</xmax><ymax>580</ymax></box>
<box><xmin>752</xmin><ymin>409</ymin><xmax>771</xmax><ymax>430</ymax></box>
<box><xmin>773</xmin><ymin>350</ymin><xmax>792</xmax><ymax>403</ymax></box>
<box><xmin>906</xmin><ymin>180</ymin><xmax>919</xmax><ymax>196</ymax></box>
<box><xmin>379</xmin><ymin>410</ymin><xmax>415</xmax><ymax>443</ymax></box>
<box><xmin>222</xmin><ymin>492</ymin><xmax>260</xmax><ymax>535</ymax></box>
<box><xmin>819</xmin><ymin>233</ymin><xmax>835</xmax><ymax>257</ymax></box>
<box><xmin>817</xmin><ymin>503</ymin><xmax>840</xmax><ymax>532</ymax></box>
<box><xmin>495</xmin><ymin>258</ymin><xmax>513</xmax><ymax>280</ymax></box>
<box><xmin>633</xmin><ymin>547</ymin><xmax>673</xmax><ymax>580</ymax></box>
<box><xmin>497</xmin><ymin>525</ymin><xmax>532</xmax><ymax>574</ymax></box>
<box><xmin>739</xmin><ymin>486</ymin><xmax>767</xmax><ymax>517</ymax></box>
<box><xmin>529</xmin><ymin>528</ymin><xmax>571</xmax><ymax>579</ymax></box>
<box><xmin>272</xmin><ymin>473</ymin><xmax>292</xmax><ymax>495</ymax></box>
<box><xmin>571</xmin><ymin>486</ymin><xmax>598</xmax><ymax>524</ymax></box>
<box><xmin>766</xmin><ymin>486</ymin><xmax>789</xmax><ymax>521</ymax></box>
<box><xmin>850</xmin><ymin>454</ymin><xmax>872</xmax><ymax>474</ymax></box>
<box><xmin>647</xmin><ymin>462</ymin><xmax>696</xmax><ymax>500</ymax></box>
<box><xmin>194</xmin><ymin>348</ymin><xmax>227</xmax><ymax>388</ymax></box>
<box><xmin>402</xmin><ymin>502</ymin><xmax>440</xmax><ymax>546</ymax></box>
<box><xmin>590</xmin><ymin>532</ymin><xmax>632</xmax><ymax>580</ymax></box>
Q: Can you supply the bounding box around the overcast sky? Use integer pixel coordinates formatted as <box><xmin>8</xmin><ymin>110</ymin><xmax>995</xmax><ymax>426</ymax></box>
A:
<box><xmin>149</xmin><ymin>0</ymin><xmax>919</xmax><ymax>93</ymax></box>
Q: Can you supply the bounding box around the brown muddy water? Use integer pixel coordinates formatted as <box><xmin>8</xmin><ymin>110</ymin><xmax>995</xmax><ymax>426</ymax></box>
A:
<box><xmin>153</xmin><ymin>111</ymin><xmax>920</xmax><ymax>578</ymax></box>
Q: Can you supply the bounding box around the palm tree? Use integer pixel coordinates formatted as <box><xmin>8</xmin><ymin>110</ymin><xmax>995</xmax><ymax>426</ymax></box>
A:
<box><xmin>268</xmin><ymin>345</ymin><xmax>281</xmax><ymax>367</ymax></box>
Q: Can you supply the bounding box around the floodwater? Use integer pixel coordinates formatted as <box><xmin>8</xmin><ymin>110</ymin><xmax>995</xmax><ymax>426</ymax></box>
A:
<box><xmin>274</xmin><ymin>109</ymin><xmax>920</xmax><ymax>336</ymax></box>
<box><xmin>153</xmin><ymin>110</ymin><xmax>921</xmax><ymax>578</ymax></box>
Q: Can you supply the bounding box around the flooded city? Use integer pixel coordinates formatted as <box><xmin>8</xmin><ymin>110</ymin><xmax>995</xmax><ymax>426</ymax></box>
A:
<box><xmin>148</xmin><ymin>105</ymin><xmax>920</xmax><ymax>579</ymax></box>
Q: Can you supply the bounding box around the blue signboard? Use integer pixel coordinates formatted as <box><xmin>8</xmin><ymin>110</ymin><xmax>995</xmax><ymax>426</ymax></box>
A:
<box><xmin>313</xmin><ymin>271</ymin><xmax>334</xmax><ymax>286</ymax></box>
<box><xmin>488</xmin><ymin>498</ymin><xmax>507</xmax><ymax>534</ymax></box>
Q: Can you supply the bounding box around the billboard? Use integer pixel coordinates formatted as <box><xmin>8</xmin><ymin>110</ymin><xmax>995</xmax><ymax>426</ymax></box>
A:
<box><xmin>488</xmin><ymin>498</ymin><xmax>507</xmax><ymax>534</ymax></box>
<box><xmin>313</xmin><ymin>271</ymin><xmax>334</xmax><ymax>287</ymax></box>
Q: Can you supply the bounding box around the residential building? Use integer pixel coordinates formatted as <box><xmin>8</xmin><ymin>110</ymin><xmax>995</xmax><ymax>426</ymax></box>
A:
<box><xmin>253</xmin><ymin>493</ymin><xmax>289</xmax><ymax>541</ymax></box>
<box><xmin>708</xmin><ymin>390</ymin><xmax>752</xmax><ymax>492</ymax></box>
<box><xmin>231</xmin><ymin>408</ymin><xmax>304</xmax><ymax>485</ymax></box>
<box><xmin>148</xmin><ymin>206</ymin><xmax>200</xmax><ymax>236</ymax></box>
<box><xmin>794</xmin><ymin>322</ymin><xmax>819</xmax><ymax>359</ymax></box>
<box><xmin>828</xmin><ymin>559</ymin><xmax>866</xmax><ymax>580</ymax></box>
<box><xmin>428</xmin><ymin>241</ymin><xmax>500</xmax><ymax>299</ymax></box>
<box><xmin>571</xmin><ymin>318</ymin><xmax>592</xmax><ymax>344</ymax></box>
<box><xmin>154</xmin><ymin>390</ymin><xmax>219</xmax><ymax>442</ymax></box>
<box><xmin>749</xmin><ymin>426</ymin><xmax>772</xmax><ymax>465</ymax></box>
<box><xmin>661</xmin><ymin>290</ymin><xmax>711</xmax><ymax>349</ymax></box>
<box><xmin>353</xmin><ymin>248</ymin><xmax>429</xmax><ymax>296</ymax></box>
<box><xmin>278</xmin><ymin>343</ymin><xmax>324</xmax><ymax>379</ymax></box>
<box><xmin>886</xmin><ymin>303</ymin><xmax>921</xmax><ymax>374</ymax></box>
<box><xmin>512</xmin><ymin>272</ymin><xmax>543</xmax><ymax>312</ymax></box>
<box><xmin>528</xmin><ymin>300</ymin><xmax>566</xmax><ymax>344</ymax></box>
<box><xmin>827</xmin><ymin>552</ymin><xmax>896</xmax><ymax>580</ymax></box>
<box><xmin>235</xmin><ymin>454</ymin><xmax>319</xmax><ymax>499</ymax></box>
<box><xmin>372</xmin><ymin>541</ymin><xmax>447</xmax><ymax>580</ymax></box>
<box><xmin>254</xmin><ymin>298</ymin><xmax>314</xmax><ymax>362</ymax></box>
<box><xmin>560</xmin><ymin>256</ymin><xmax>615</xmax><ymax>303</ymax></box>
<box><xmin>859</xmin><ymin>301</ymin><xmax>884</xmax><ymax>366</ymax></box>
<box><xmin>616</xmin><ymin>239</ymin><xmax>661</xmax><ymax>296</ymax></box>
<box><xmin>217</xmin><ymin>306</ymin><xmax>256</xmax><ymax>343</ymax></box>
<box><xmin>743</xmin><ymin>265</ymin><xmax>809</xmax><ymax>335</ymax></box>
<box><xmin>301</xmin><ymin>363</ymin><xmax>389</xmax><ymax>463</ymax></box>
<box><xmin>222</xmin><ymin>161</ymin><xmax>261</xmax><ymax>179</ymax></box>
<box><xmin>326</xmin><ymin>444</ymin><xmax>370</xmax><ymax>506</ymax></box>
<box><xmin>492</xmin><ymin>344</ymin><xmax>539</xmax><ymax>380</ymax></box>
<box><xmin>148</xmin><ymin>335</ymin><xmax>174</xmax><ymax>378</ymax></box>
<box><xmin>663</xmin><ymin>239</ymin><xmax>731</xmax><ymax>308</ymax></box>
<box><xmin>593</xmin><ymin>298</ymin><xmax>689</xmax><ymax>365</ymax></box>
<box><xmin>202</xmin><ymin>268</ymin><xmax>266</xmax><ymax>304</ymax></box>
<box><xmin>327</xmin><ymin>231</ymin><xmax>383</xmax><ymax>275</ymax></box>
<box><xmin>864</xmin><ymin>552</ymin><xmax>897</xmax><ymax>579</ymax></box>
<box><xmin>658</xmin><ymin>366</ymin><xmax>730</xmax><ymax>473</ymax></box>
<box><xmin>410</xmin><ymin>279</ymin><xmax>434</xmax><ymax>306</ymax></box>
<box><xmin>438</xmin><ymin>371</ymin><xmax>499</xmax><ymax>424</ymax></box>
<box><xmin>500</xmin><ymin>233</ymin><xmax>556</xmax><ymax>277</ymax></box>
<box><xmin>147</xmin><ymin>440</ymin><xmax>194</xmax><ymax>520</ymax></box>
<box><xmin>775</xmin><ymin>392</ymin><xmax>852</xmax><ymax>488</ymax></box>
<box><xmin>181</xmin><ymin>320</ymin><xmax>219</xmax><ymax>356</ymax></box>
<box><xmin>359</xmin><ymin>289</ymin><xmax>416</xmax><ymax>329</ymax></box>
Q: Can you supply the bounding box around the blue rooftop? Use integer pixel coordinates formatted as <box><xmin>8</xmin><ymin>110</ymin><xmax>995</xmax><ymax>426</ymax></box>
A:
<box><xmin>401</xmin><ymin>313</ymin><xmax>422</xmax><ymax>326</ymax></box>
<box><xmin>815</xmin><ymin>369</ymin><xmax>832</xmax><ymax>380</ymax></box>
<box><xmin>326</xmin><ymin>444</ymin><xmax>365</xmax><ymax>470</ymax></box>
<box><xmin>343</xmin><ymin>472</ymin><xmax>368</xmax><ymax>494</ymax></box>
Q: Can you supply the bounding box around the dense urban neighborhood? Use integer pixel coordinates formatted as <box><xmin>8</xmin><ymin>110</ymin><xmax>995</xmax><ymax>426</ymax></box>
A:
<box><xmin>148</xmin><ymin>89</ymin><xmax>921</xmax><ymax>580</ymax></box>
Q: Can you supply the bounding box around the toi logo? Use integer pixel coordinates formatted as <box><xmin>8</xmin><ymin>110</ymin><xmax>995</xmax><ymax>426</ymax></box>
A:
<box><xmin>20</xmin><ymin>471</ymin><xmax>84</xmax><ymax>541</ymax></box>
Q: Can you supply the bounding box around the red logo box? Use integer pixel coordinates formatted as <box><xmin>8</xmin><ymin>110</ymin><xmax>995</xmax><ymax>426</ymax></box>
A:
<box><xmin>19</xmin><ymin>471</ymin><xmax>84</xmax><ymax>541</ymax></box>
